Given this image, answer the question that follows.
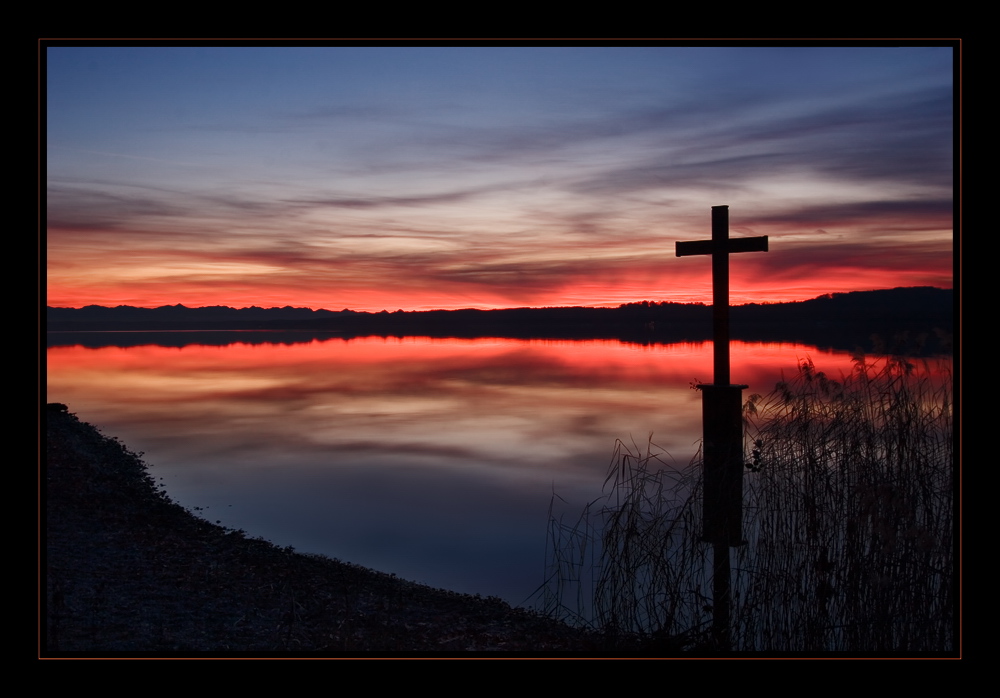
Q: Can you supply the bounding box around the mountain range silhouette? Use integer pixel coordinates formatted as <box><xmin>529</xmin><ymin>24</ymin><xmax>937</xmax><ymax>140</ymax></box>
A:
<box><xmin>47</xmin><ymin>287</ymin><xmax>953</xmax><ymax>355</ymax></box>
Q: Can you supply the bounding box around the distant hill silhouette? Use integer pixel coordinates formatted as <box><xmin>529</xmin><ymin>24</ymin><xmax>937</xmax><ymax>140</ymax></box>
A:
<box><xmin>47</xmin><ymin>287</ymin><xmax>953</xmax><ymax>355</ymax></box>
<box><xmin>730</xmin><ymin>287</ymin><xmax>953</xmax><ymax>354</ymax></box>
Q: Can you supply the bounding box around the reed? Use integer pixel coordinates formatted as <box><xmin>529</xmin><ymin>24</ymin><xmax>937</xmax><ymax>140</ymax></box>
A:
<box><xmin>540</xmin><ymin>353</ymin><xmax>954</xmax><ymax>652</ymax></box>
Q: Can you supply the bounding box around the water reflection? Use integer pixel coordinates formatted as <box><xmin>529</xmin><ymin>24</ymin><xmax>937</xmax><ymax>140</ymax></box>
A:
<box><xmin>45</xmin><ymin>336</ymin><xmax>949</xmax><ymax>605</ymax></box>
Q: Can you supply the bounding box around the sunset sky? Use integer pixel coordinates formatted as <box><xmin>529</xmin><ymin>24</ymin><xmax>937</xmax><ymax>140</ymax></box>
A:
<box><xmin>46</xmin><ymin>44</ymin><xmax>955</xmax><ymax>312</ymax></box>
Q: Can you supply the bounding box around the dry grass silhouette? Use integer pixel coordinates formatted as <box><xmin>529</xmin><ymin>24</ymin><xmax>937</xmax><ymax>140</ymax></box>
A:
<box><xmin>540</xmin><ymin>354</ymin><xmax>954</xmax><ymax>652</ymax></box>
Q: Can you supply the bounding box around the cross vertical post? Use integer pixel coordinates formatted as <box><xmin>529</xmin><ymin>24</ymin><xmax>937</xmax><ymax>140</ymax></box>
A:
<box><xmin>712</xmin><ymin>205</ymin><xmax>731</xmax><ymax>385</ymax></box>
<box><xmin>676</xmin><ymin>205</ymin><xmax>768</xmax><ymax>650</ymax></box>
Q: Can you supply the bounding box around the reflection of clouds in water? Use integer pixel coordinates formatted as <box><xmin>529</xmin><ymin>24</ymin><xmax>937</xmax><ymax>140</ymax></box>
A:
<box><xmin>47</xmin><ymin>337</ymin><xmax>887</xmax><ymax>474</ymax></box>
<box><xmin>48</xmin><ymin>337</ymin><xmax>928</xmax><ymax>603</ymax></box>
<box><xmin>48</xmin><ymin>337</ymin><xmax>874</xmax><ymax>481</ymax></box>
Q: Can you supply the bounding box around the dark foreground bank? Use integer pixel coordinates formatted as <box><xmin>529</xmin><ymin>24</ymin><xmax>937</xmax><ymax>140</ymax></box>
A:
<box><xmin>43</xmin><ymin>405</ymin><xmax>610</xmax><ymax>655</ymax></box>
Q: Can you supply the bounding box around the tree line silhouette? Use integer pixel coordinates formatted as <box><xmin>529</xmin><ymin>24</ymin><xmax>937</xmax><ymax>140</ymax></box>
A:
<box><xmin>48</xmin><ymin>287</ymin><xmax>952</xmax><ymax>355</ymax></box>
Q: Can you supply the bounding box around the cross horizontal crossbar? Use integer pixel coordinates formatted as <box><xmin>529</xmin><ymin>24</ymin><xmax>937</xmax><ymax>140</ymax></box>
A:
<box><xmin>675</xmin><ymin>236</ymin><xmax>768</xmax><ymax>257</ymax></box>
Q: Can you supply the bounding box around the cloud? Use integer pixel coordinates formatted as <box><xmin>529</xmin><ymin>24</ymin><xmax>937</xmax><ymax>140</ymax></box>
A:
<box><xmin>562</xmin><ymin>84</ymin><xmax>952</xmax><ymax>197</ymax></box>
<box><xmin>279</xmin><ymin>185</ymin><xmax>496</xmax><ymax>211</ymax></box>
<box><xmin>747</xmin><ymin>198</ymin><xmax>953</xmax><ymax>231</ymax></box>
<box><xmin>46</xmin><ymin>47</ymin><xmax>954</xmax><ymax>310</ymax></box>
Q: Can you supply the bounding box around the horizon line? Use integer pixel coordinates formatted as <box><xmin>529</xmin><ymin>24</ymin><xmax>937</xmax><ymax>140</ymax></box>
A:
<box><xmin>46</xmin><ymin>285</ymin><xmax>953</xmax><ymax>313</ymax></box>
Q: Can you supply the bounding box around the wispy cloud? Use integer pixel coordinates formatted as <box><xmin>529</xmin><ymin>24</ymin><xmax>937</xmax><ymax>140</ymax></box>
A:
<box><xmin>46</xmin><ymin>45</ymin><xmax>955</xmax><ymax>310</ymax></box>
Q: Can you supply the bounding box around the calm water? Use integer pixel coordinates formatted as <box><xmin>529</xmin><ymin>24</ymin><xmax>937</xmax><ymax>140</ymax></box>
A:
<box><xmin>46</xmin><ymin>335</ymin><xmax>908</xmax><ymax>606</ymax></box>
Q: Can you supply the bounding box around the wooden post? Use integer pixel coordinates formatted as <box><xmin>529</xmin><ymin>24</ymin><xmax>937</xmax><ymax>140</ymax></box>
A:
<box><xmin>699</xmin><ymin>384</ymin><xmax>746</xmax><ymax>546</ymax></box>
<box><xmin>676</xmin><ymin>206</ymin><xmax>768</xmax><ymax>650</ymax></box>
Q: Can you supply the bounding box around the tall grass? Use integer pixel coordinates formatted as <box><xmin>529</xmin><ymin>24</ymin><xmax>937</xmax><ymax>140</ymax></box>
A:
<box><xmin>540</xmin><ymin>354</ymin><xmax>954</xmax><ymax>652</ymax></box>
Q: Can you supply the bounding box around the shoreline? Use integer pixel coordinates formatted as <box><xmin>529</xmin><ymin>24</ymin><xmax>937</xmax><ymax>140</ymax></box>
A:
<box><xmin>42</xmin><ymin>405</ymin><xmax>605</xmax><ymax>655</ymax></box>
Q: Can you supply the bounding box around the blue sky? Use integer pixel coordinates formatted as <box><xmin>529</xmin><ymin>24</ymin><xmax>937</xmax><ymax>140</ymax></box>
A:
<box><xmin>46</xmin><ymin>44</ymin><xmax>955</xmax><ymax>311</ymax></box>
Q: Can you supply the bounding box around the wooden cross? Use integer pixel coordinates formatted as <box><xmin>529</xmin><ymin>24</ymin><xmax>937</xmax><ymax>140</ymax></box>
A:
<box><xmin>676</xmin><ymin>205</ymin><xmax>768</xmax><ymax>386</ymax></box>
<box><xmin>676</xmin><ymin>206</ymin><xmax>769</xmax><ymax>649</ymax></box>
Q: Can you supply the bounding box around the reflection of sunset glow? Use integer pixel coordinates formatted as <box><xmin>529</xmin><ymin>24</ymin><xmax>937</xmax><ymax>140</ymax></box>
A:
<box><xmin>46</xmin><ymin>336</ymin><xmax>953</xmax><ymax>603</ymax></box>
<box><xmin>47</xmin><ymin>337</ymin><xmax>951</xmax><ymax>392</ymax></box>
<box><xmin>47</xmin><ymin>337</ymin><xmax>950</xmax><ymax>474</ymax></box>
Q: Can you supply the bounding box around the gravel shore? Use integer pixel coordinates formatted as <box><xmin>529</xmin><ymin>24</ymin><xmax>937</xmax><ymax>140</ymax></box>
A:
<box><xmin>43</xmin><ymin>405</ymin><xmax>604</xmax><ymax>656</ymax></box>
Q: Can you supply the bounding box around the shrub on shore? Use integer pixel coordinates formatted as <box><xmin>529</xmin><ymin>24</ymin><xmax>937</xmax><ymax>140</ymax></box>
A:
<box><xmin>540</xmin><ymin>354</ymin><xmax>954</xmax><ymax>652</ymax></box>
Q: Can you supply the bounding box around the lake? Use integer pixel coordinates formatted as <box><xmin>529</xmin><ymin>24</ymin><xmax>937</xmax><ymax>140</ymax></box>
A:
<box><xmin>46</xmin><ymin>334</ymin><xmax>934</xmax><ymax>608</ymax></box>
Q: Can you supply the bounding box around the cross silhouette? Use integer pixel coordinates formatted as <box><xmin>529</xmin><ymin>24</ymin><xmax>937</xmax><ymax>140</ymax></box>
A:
<box><xmin>676</xmin><ymin>206</ymin><xmax>768</xmax><ymax>385</ymax></box>
<box><xmin>675</xmin><ymin>206</ymin><xmax>771</xmax><ymax>649</ymax></box>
